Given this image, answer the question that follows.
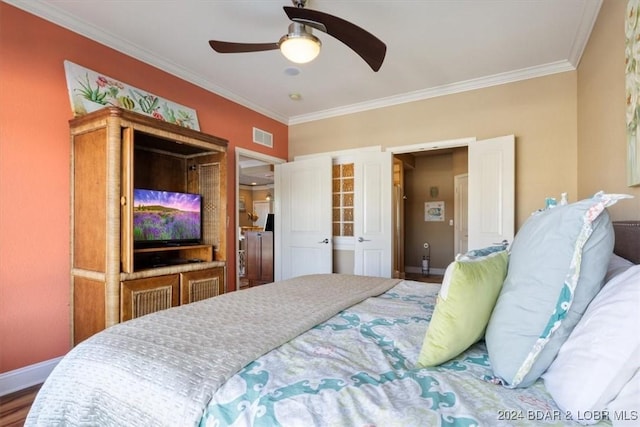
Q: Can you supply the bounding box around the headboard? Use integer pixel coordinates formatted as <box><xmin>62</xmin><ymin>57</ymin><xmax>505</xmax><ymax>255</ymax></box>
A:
<box><xmin>612</xmin><ymin>221</ymin><xmax>640</xmax><ymax>264</ymax></box>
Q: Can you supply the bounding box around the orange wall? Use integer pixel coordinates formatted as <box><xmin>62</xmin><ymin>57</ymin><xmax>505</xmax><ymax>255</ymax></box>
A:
<box><xmin>0</xmin><ymin>3</ymin><xmax>287</xmax><ymax>373</ymax></box>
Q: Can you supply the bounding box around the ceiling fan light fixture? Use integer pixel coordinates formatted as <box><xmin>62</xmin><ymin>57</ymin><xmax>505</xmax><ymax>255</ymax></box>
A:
<box><xmin>279</xmin><ymin>24</ymin><xmax>321</xmax><ymax>64</ymax></box>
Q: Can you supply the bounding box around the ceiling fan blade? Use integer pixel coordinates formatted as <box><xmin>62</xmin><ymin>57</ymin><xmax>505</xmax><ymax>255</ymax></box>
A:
<box><xmin>283</xmin><ymin>6</ymin><xmax>386</xmax><ymax>72</ymax></box>
<box><xmin>209</xmin><ymin>40</ymin><xmax>279</xmax><ymax>53</ymax></box>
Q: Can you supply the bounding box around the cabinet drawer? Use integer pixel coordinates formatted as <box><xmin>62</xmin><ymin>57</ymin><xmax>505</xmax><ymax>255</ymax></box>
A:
<box><xmin>180</xmin><ymin>267</ymin><xmax>225</xmax><ymax>304</ymax></box>
<box><xmin>121</xmin><ymin>275</ymin><xmax>179</xmax><ymax>321</ymax></box>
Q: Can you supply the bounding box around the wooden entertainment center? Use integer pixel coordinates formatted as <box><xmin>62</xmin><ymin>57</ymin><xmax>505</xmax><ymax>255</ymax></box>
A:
<box><xmin>70</xmin><ymin>107</ymin><xmax>228</xmax><ymax>345</ymax></box>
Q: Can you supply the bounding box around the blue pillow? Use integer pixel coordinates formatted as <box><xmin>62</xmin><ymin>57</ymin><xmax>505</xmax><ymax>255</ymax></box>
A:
<box><xmin>485</xmin><ymin>192</ymin><xmax>631</xmax><ymax>388</ymax></box>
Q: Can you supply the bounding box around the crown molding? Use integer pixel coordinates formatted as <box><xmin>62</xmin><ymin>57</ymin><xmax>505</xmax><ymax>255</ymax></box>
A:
<box><xmin>568</xmin><ymin>0</ymin><xmax>603</xmax><ymax>67</ymax></box>
<box><xmin>288</xmin><ymin>60</ymin><xmax>576</xmax><ymax>125</ymax></box>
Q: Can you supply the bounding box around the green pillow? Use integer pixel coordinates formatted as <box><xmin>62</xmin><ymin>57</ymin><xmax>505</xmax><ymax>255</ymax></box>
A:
<box><xmin>417</xmin><ymin>250</ymin><xmax>508</xmax><ymax>367</ymax></box>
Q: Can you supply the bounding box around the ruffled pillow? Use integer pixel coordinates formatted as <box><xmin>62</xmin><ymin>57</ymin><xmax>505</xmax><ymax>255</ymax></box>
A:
<box><xmin>486</xmin><ymin>192</ymin><xmax>631</xmax><ymax>387</ymax></box>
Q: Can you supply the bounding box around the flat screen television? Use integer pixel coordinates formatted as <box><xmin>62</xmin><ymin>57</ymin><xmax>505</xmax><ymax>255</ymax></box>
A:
<box><xmin>133</xmin><ymin>189</ymin><xmax>202</xmax><ymax>247</ymax></box>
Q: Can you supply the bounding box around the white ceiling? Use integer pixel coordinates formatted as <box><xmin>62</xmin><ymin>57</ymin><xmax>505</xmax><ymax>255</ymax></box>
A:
<box><xmin>239</xmin><ymin>157</ymin><xmax>275</xmax><ymax>186</ymax></box>
<box><xmin>6</xmin><ymin>0</ymin><xmax>602</xmax><ymax>125</ymax></box>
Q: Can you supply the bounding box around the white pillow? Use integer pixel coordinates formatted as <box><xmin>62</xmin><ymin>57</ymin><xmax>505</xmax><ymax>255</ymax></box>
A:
<box><xmin>543</xmin><ymin>264</ymin><xmax>640</xmax><ymax>424</ymax></box>
<box><xmin>607</xmin><ymin>368</ymin><xmax>640</xmax><ymax>427</ymax></box>
<box><xmin>605</xmin><ymin>253</ymin><xmax>634</xmax><ymax>282</ymax></box>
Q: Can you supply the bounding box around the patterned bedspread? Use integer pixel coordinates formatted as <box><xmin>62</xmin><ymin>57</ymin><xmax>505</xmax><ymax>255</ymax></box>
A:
<box><xmin>201</xmin><ymin>280</ymin><xmax>612</xmax><ymax>427</ymax></box>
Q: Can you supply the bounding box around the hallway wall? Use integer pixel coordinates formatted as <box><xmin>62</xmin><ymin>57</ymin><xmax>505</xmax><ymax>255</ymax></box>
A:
<box><xmin>402</xmin><ymin>148</ymin><xmax>468</xmax><ymax>272</ymax></box>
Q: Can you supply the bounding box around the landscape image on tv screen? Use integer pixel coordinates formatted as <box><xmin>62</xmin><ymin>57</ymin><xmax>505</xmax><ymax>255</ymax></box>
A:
<box><xmin>133</xmin><ymin>189</ymin><xmax>201</xmax><ymax>243</ymax></box>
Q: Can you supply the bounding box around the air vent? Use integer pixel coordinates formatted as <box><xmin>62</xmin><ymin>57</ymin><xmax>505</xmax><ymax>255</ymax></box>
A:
<box><xmin>253</xmin><ymin>127</ymin><xmax>273</xmax><ymax>148</ymax></box>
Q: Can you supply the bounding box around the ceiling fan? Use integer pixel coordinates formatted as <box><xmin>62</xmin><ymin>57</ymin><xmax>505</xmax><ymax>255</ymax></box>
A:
<box><xmin>209</xmin><ymin>0</ymin><xmax>387</xmax><ymax>72</ymax></box>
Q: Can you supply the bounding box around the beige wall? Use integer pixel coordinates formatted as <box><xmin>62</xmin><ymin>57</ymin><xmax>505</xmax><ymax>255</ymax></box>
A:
<box><xmin>404</xmin><ymin>153</ymin><xmax>456</xmax><ymax>271</ymax></box>
<box><xmin>239</xmin><ymin>188</ymin><xmax>255</xmax><ymax>228</ymax></box>
<box><xmin>290</xmin><ymin>72</ymin><xmax>578</xmax><ymax>229</ymax></box>
<box><xmin>578</xmin><ymin>0</ymin><xmax>640</xmax><ymax>219</ymax></box>
<box><xmin>239</xmin><ymin>187</ymin><xmax>273</xmax><ymax>228</ymax></box>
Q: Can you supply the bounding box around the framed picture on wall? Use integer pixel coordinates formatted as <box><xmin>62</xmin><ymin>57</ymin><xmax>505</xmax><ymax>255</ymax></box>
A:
<box><xmin>626</xmin><ymin>0</ymin><xmax>640</xmax><ymax>186</ymax></box>
<box><xmin>239</xmin><ymin>196</ymin><xmax>246</xmax><ymax>212</ymax></box>
<box><xmin>425</xmin><ymin>201</ymin><xmax>445</xmax><ymax>222</ymax></box>
<box><xmin>63</xmin><ymin>60</ymin><xmax>200</xmax><ymax>130</ymax></box>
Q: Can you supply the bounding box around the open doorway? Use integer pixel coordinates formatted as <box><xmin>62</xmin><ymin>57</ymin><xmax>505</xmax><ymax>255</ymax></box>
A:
<box><xmin>235</xmin><ymin>148</ymin><xmax>285</xmax><ymax>290</ymax></box>
<box><xmin>388</xmin><ymin>137</ymin><xmax>474</xmax><ymax>281</ymax></box>
<box><xmin>396</xmin><ymin>147</ymin><xmax>468</xmax><ymax>281</ymax></box>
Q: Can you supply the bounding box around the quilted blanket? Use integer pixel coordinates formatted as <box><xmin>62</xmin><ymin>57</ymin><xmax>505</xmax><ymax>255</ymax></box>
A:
<box><xmin>202</xmin><ymin>280</ymin><xmax>613</xmax><ymax>427</ymax></box>
<box><xmin>26</xmin><ymin>274</ymin><xmax>400</xmax><ymax>427</ymax></box>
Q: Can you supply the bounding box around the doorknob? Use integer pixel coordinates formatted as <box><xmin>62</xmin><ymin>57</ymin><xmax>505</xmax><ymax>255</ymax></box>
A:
<box><xmin>318</xmin><ymin>238</ymin><xmax>329</xmax><ymax>244</ymax></box>
<box><xmin>493</xmin><ymin>239</ymin><xmax>509</xmax><ymax>246</ymax></box>
<box><xmin>358</xmin><ymin>237</ymin><xmax>371</xmax><ymax>242</ymax></box>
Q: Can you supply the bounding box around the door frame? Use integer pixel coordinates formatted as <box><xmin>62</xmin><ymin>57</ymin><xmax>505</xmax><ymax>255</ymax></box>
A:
<box><xmin>386</xmin><ymin>137</ymin><xmax>476</xmax><ymax>155</ymax></box>
<box><xmin>235</xmin><ymin>148</ymin><xmax>285</xmax><ymax>291</ymax></box>
<box><xmin>454</xmin><ymin>173</ymin><xmax>469</xmax><ymax>256</ymax></box>
<box><xmin>387</xmin><ymin>135</ymin><xmax>515</xmax><ymax>268</ymax></box>
<box><xmin>387</xmin><ymin>137</ymin><xmax>474</xmax><ymax>273</ymax></box>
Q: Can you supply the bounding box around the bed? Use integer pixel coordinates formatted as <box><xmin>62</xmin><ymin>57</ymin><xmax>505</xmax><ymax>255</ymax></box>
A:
<box><xmin>26</xmin><ymin>196</ymin><xmax>639</xmax><ymax>426</ymax></box>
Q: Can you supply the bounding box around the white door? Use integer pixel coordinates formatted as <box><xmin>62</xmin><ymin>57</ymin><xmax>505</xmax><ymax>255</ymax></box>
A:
<box><xmin>468</xmin><ymin>135</ymin><xmax>515</xmax><ymax>250</ymax></box>
<box><xmin>354</xmin><ymin>151</ymin><xmax>393</xmax><ymax>277</ymax></box>
<box><xmin>454</xmin><ymin>173</ymin><xmax>469</xmax><ymax>256</ymax></box>
<box><xmin>275</xmin><ymin>156</ymin><xmax>333</xmax><ymax>280</ymax></box>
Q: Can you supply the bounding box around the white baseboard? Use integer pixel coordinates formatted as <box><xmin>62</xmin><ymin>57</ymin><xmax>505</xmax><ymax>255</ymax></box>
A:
<box><xmin>0</xmin><ymin>357</ymin><xmax>62</xmax><ymax>396</ymax></box>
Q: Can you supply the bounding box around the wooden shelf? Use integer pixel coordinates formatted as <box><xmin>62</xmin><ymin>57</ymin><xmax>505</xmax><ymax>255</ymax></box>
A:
<box><xmin>134</xmin><ymin>244</ymin><xmax>212</xmax><ymax>256</ymax></box>
<box><xmin>133</xmin><ymin>245</ymin><xmax>214</xmax><ymax>270</ymax></box>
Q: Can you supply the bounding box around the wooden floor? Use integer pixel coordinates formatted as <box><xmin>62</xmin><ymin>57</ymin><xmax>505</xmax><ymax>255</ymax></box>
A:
<box><xmin>0</xmin><ymin>384</ymin><xmax>41</xmax><ymax>427</ymax></box>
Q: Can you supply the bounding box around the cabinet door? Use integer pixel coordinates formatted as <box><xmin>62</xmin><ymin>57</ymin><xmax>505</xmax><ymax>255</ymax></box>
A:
<box><xmin>73</xmin><ymin>276</ymin><xmax>106</xmax><ymax>345</ymax></box>
<box><xmin>259</xmin><ymin>232</ymin><xmax>274</xmax><ymax>282</ymax></box>
<box><xmin>245</xmin><ymin>231</ymin><xmax>262</xmax><ymax>282</ymax></box>
<box><xmin>246</xmin><ymin>231</ymin><xmax>273</xmax><ymax>285</ymax></box>
<box><xmin>180</xmin><ymin>267</ymin><xmax>225</xmax><ymax>304</ymax></box>
<box><xmin>121</xmin><ymin>275</ymin><xmax>179</xmax><ymax>321</ymax></box>
<box><xmin>120</xmin><ymin>127</ymin><xmax>134</xmax><ymax>273</ymax></box>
